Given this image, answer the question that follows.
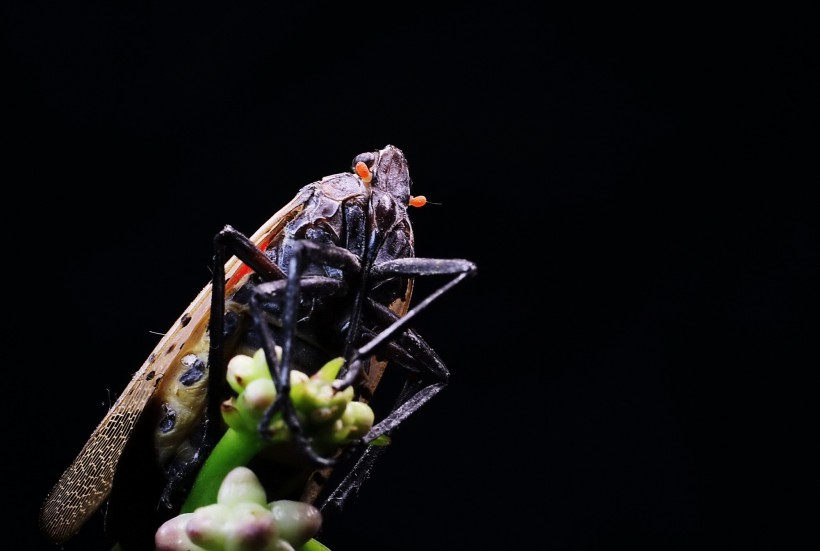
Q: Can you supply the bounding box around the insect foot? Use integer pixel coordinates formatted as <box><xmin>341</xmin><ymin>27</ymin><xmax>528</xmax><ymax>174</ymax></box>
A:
<box><xmin>155</xmin><ymin>466</ymin><xmax>322</xmax><ymax>551</ymax></box>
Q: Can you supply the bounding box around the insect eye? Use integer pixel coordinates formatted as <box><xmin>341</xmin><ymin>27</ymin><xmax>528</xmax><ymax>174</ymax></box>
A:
<box><xmin>351</xmin><ymin>152</ymin><xmax>376</xmax><ymax>172</ymax></box>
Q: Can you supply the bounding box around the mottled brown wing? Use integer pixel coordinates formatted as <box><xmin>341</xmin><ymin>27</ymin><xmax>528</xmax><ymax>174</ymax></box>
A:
<box><xmin>39</xmin><ymin>190</ymin><xmax>309</xmax><ymax>543</ymax></box>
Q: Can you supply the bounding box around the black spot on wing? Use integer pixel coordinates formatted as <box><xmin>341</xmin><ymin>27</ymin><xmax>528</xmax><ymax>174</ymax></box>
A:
<box><xmin>179</xmin><ymin>359</ymin><xmax>206</xmax><ymax>386</ymax></box>
<box><xmin>159</xmin><ymin>404</ymin><xmax>176</xmax><ymax>433</ymax></box>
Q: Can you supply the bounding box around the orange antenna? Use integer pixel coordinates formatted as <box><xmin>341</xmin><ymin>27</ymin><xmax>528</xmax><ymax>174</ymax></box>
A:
<box><xmin>409</xmin><ymin>195</ymin><xmax>428</xmax><ymax>208</ymax></box>
<box><xmin>355</xmin><ymin>161</ymin><xmax>372</xmax><ymax>184</ymax></box>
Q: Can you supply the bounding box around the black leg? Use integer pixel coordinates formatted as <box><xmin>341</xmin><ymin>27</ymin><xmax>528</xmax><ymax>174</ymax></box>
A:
<box><xmin>243</xmin><ymin>239</ymin><xmax>362</xmax><ymax>465</ymax></box>
<box><xmin>248</xmin><ymin>275</ymin><xmax>349</xmax><ymax>467</ymax></box>
<box><xmin>208</xmin><ymin>229</ymin><xmax>476</xmax><ymax>478</ymax></box>
<box><xmin>208</xmin><ymin>230</ymin><xmax>361</xmax><ymax>463</ymax></box>
<box><xmin>158</xmin><ymin>226</ymin><xmax>289</xmax><ymax>510</ymax></box>
<box><xmin>314</xmin><ymin>259</ymin><xmax>477</xmax><ymax>513</ymax></box>
<box><xmin>206</xmin><ymin>226</ymin><xmax>290</xmax><ymax>429</ymax></box>
<box><xmin>333</xmin><ymin>257</ymin><xmax>476</xmax><ymax>390</ymax></box>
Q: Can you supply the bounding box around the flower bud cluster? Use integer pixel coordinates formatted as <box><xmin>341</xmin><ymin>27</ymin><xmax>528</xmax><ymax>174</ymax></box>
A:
<box><xmin>222</xmin><ymin>348</ymin><xmax>374</xmax><ymax>455</ymax></box>
<box><xmin>156</xmin><ymin>466</ymin><xmax>322</xmax><ymax>551</ymax></box>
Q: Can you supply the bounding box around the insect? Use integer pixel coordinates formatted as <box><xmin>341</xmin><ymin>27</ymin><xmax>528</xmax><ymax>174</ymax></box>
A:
<box><xmin>39</xmin><ymin>144</ymin><xmax>476</xmax><ymax>549</ymax></box>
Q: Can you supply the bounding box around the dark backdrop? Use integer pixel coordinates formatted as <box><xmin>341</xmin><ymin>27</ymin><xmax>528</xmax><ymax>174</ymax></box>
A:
<box><xmin>5</xmin><ymin>4</ymin><xmax>813</xmax><ymax>550</ymax></box>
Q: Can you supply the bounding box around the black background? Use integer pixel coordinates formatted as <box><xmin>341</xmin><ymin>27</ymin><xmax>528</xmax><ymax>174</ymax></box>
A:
<box><xmin>5</xmin><ymin>3</ymin><xmax>814</xmax><ymax>551</ymax></box>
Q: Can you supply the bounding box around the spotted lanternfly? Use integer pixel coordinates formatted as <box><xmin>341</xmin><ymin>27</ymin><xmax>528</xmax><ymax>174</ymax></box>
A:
<box><xmin>39</xmin><ymin>145</ymin><xmax>477</xmax><ymax>549</ymax></box>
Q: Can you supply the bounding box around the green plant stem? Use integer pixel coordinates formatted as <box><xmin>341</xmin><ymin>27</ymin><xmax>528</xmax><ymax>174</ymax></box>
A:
<box><xmin>178</xmin><ymin>428</ymin><xmax>331</xmax><ymax>551</ymax></box>
<box><xmin>181</xmin><ymin>428</ymin><xmax>268</xmax><ymax>513</ymax></box>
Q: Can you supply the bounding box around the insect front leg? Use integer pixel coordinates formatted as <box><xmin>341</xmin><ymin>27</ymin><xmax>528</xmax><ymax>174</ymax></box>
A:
<box><xmin>314</xmin><ymin>321</ymin><xmax>457</xmax><ymax>515</ymax></box>
<box><xmin>157</xmin><ymin>226</ymin><xmax>291</xmax><ymax>509</ymax></box>
<box><xmin>315</xmin><ymin>323</ymin><xmax>456</xmax><ymax>515</ymax></box>
<box><xmin>340</xmin><ymin>256</ymin><xmax>475</xmax><ymax>451</ymax></box>
<box><xmin>247</xmin><ymin>238</ymin><xmax>363</xmax><ymax>466</ymax></box>
<box><xmin>206</xmin><ymin>226</ymin><xmax>291</xmax><ymax>432</ymax></box>
<box><xmin>247</xmin><ymin>275</ymin><xmax>354</xmax><ymax>468</ymax></box>
<box><xmin>334</xmin><ymin>256</ymin><xmax>477</xmax><ymax>391</ymax></box>
<box><xmin>315</xmin><ymin>257</ymin><xmax>477</xmax><ymax>513</ymax></box>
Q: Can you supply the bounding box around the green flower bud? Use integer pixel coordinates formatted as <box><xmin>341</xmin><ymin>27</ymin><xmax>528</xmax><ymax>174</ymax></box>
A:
<box><xmin>217</xmin><ymin>466</ymin><xmax>268</xmax><ymax>507</ymax></box>
<box><xmin>341</xmin><ymin>401</ymin><xmax>375</xmax><ymax>441</ymax></box>
<box><xmin>270</xmin><ymin>500</ymin><xmax>323</xmax><ymax>549</ymax></box>
<box><xmin>240</xmin><ymin>378</ymin><xmax>277</xmax><ymax>414</ymax></box>
<box><xmin>227</xmin><ymin>348</ymin><xmax>279</xmax><ymax>394</ymax></box>
<box><xmin>263</xmin><ymin>415</ymin><xmax>289</xmax><ymax>443</ymax></box>
<box><xmin>159</xmin><ymin>466</ymin><xmax>322</xmax><ymax>551</ymax></box>
<box><xmin>226</xmin><ymin>354</ymin><xmax>255</xmax><ymax>394</ymax></box>
<box><xmin>186</xmin><ymin>503</ymin><xmax>231</xmax><ymax>548</ymax></box>
<box><xmin>221</xmin><ymin>399</ymin><xmax>247</xmax><ymax>432</ymax></box>
<box><xmin>314</xmin><ymin>357</ymin><xmax>345</xmax><ymax>382</ymax></box>
<box><xmin>222</xmin><ymin>502</ymin><xmax>278</xmax><ymax>551</ymax></box>
<box><xmin>290</xmin><ymin>370</ymin><xmax>310</xmax><ymax>386</ymax></box>
<box><xmin>292</xmin><ymin>380</ymin><xmax>354</xmax><ymax>426</ymax></box>
<box><xmin>155</xmin><ymin>513</ymin><xmax>206</xmax><ymax>551</ymax></box>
